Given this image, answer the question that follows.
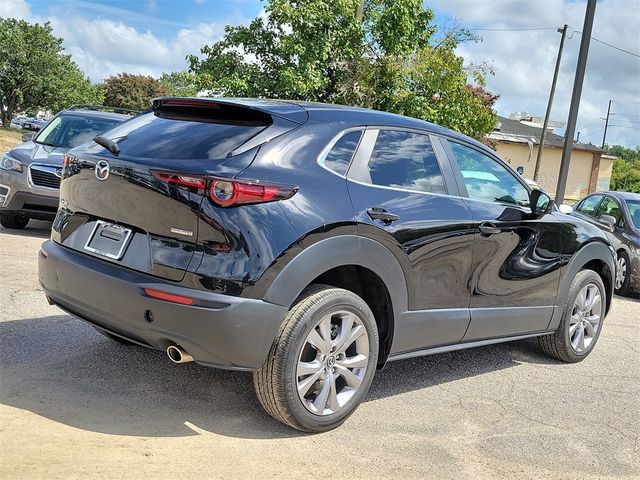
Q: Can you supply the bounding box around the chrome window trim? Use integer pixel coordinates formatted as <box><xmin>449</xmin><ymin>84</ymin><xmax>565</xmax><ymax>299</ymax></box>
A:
<box><xmin>316</xmin><ymin>127</ymin><xmax>366</xmax><ymax>178</ymax></box>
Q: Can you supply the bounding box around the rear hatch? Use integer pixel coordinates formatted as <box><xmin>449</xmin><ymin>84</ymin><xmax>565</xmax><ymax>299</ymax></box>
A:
<box><xmin>52</xmin><ymin>98</ymin><xmax>306</xmax><ymax>281</ymax></box>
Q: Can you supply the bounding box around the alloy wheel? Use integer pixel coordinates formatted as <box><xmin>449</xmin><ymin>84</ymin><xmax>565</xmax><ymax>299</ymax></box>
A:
<box><xmin>296</xmin><ymin>310</ymin><xmax>370</xmax><ymax>416</ymax></box>
<box><xmin>615</xmin><ymin>257</ymin><xmax>627</xmax><ymax>290</ymax></box>
<box><xmin>569</xmin><ymin>283</ymin><xmax>602</xmax><ymax>353</ymax></box>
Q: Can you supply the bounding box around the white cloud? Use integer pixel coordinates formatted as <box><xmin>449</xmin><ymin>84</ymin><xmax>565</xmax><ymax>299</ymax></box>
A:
<box><xmin>431</xmin><ymin>0</ymin><xmax>640</xmax><ymax>148</ymax></box>
<box><xmin>0</xmin><ymin>0</ymin><xmax>31</xmax><ymax>19</ymax></box>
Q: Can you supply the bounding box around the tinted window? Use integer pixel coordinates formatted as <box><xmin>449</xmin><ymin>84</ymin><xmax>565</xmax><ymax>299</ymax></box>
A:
<box><xmin>36</xmin><ymin>114</ymin><xmax>123</xmax><ymax>148</ymax></box>
<box><xmin>449</xmin><ymin>142</ymin><xmax>529</xmax><ymax>207</ymax></box>
<box><xmin>323</xmin><ymin>131</ymin><xmax>362</xmax><ymax>175</ymax></box>
<box><xmin>358</xmin><ymin>130</ymin><xmax>446</xmax><ymax>194</ymax></box>
<box><xmin>101</xmin><ymin>111</ymin><xmax>267</xmax><ymax>160</ymax></box>
<box><xmin>626</xmin><ymin>200</ymin><xmax>640</xmax><ymax>229</ymax></box>
<box><xmin>596</xmin><ymin>197</ymin><xmax>623</xmax><ymax>224</ymax></box>
<box><xmin>577</xmin><ymin>195</ymin><xmax>603</xmax><ymax>217</ymax></box>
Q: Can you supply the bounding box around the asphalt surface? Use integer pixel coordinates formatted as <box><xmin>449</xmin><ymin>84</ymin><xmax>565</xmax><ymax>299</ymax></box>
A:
<box><xmin>1</xmin><ymin>220</ymin><xmax>639</xmax><ymax>479</ymax></box>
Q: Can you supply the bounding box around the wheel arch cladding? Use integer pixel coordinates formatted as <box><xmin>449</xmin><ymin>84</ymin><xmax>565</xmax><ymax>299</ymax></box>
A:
<box><xmin>263</xmin><ymin>235</ymin><xmax>408</xmax><ymax>366</ymax></box>
<box><xmin>549</xmin><ymin>240</ymin><xmax>615</xmax><ymax>331</ymax></box>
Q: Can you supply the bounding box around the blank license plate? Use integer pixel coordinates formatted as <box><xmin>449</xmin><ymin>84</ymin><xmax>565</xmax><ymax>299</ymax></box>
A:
<box><xmin>84</xmin><ymin>220</ymin><xmax>133</xmax><ymax>260</ymax></box>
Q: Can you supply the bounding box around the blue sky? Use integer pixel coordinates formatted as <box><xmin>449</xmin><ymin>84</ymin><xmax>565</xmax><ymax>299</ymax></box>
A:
<box><xmin>2</xmin><ymin>0</ymin><xmax>639</xmax><ymax>147</ymax></box>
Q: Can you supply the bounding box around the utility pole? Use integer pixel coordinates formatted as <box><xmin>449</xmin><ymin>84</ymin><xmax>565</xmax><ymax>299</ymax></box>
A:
<box><xmin>601</xmin><ymin>99</ymin><xmax>612</xmax><ymax>148</ymax></box>
<box><xmin>555</xmin><ymin>0</ymin><xmax>596</xmax><ymax>204</ymax></box>
<box><xmin>356</xmin><ymin>0</ymin><xmax>364</xmax><ymax>21</ymax></box>
<box><xmin>533</xmin><ymin>24</ymin><xmax>569</xmax><ymax>182</ymax></box>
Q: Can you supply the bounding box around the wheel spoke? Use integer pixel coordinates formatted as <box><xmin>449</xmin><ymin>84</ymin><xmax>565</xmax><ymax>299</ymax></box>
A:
<box><xmin>338</xmin><ymin>353</ymin><xmax>368</xmax><ymax>369</ymax></box>
<box><xmin>579</xmin><ymin>327</ymin><xmax>586</xmax><ymax>351</ymax></box>
<box><xmin>572</xmin><ymin>325</ymin><xmax>584</xmax><ymax>350</ymax></box>
<box><xmin>306</xmin><ymin>328</ymin><xmax>330</xmax><ymax>355</ymax></box>
<box><xmin>318</xmin><ymin>315</ymin><xmax>333</xmax><ymax>347</ymax></box>
<box><xmin>297</xmin><ymin>369</ymin><xmax>323</xmax><ymax>396</ymax></box>
<box><xmin>336</xmin><ymin>324</ymin><xmax>366</xmax><ymax>355</ymax></box>
<box><xmin>584</xmin><ymin>320</ymin><xmax>597</xmax><ymax>337</ymax></box>
<box><xmin>586</xmin><ymin>286</ymin><xmax>600</xmax><ymax>311</ymax></box>
<box><xmin>297</xmin><ymin>360</ymin><xmax>322</xmax><ymax>377</ymax></box>
<box><xmin>327</xmin><ymin>377</ymin><xmax>340</xmax><ymax>412</ymax></box>
<box><xmin>336</xmin><ymin>365</ymin><xmax>362</xmax><ymax>388</ymax></box>
<box><xmin>569</xmin><ymin>320</ymin><xmax>581</xmax><ymax>336</ymax></box>
<box><xmin>333</xmin><ymin>313</ymin><xmax>355</xmax><ymax>352</ymax></box>
<box><xmin>312</xmin><ymin>378</ymin><xmax>331</xmax><ymax>413</ymax></box>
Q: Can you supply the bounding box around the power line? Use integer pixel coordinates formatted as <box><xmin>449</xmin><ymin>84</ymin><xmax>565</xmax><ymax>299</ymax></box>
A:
<box><xmin>575</xmin><ymin>30</ymin><xmax>640</xmax><ymax>58</ymax></box>
<box><xmin>470</xmin><ymin>27</ymin><xmax>558</xmax><ymax>31</ymax></box>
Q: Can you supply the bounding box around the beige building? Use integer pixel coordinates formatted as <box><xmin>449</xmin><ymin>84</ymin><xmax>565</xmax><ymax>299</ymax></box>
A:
<box><xmin>486</xmin><ymin>115</ymin><xmax>614</xmax><ymax>203</ymax></box>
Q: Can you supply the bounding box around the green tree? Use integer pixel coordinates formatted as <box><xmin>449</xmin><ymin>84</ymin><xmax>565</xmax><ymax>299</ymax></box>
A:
<box><xmin>103</xmin><ymin>73</ymin><xmax>168</xmax><ymax>111</ymax></box>
<box><xmin>188</xmin><ymin>0</ymin><xmax>497</xmax><ymax>139</ymax></box>
<box><xmin>0</xmin><ymin>18</ymin><xmax>99</xmax><ymax>126</ymax></box>
<box><xmin>160</xmin><ymin>71</ymin><xmax>199</xmax><ymax>97</ymax></box>
<box><xmin>608</xmin><ymin>145</ymin><xmax>640</xmax><ymax>193</ymax></box>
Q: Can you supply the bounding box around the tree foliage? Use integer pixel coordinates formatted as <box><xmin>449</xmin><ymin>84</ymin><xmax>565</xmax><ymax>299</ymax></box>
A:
<box><xmin>188</xmin><ymin>0</ymin><xmax>497</xmax><ymax>139</ymax></box>
<box><xmin>103</xmin><ymin>73</ymin><xmax>168</xmax><ymax>111</ymax></box>
<box><xmin>0</xmin><ymin>18</ymin><xmax>100</xmax><ymax>127</ymax></box>
<box><xmin>159</xmin><ymin>71</ymin><xmax>199</xmax><ymax>97</ymax></box>
<box><xmin>608</xmin><ymin>145</ymin><xmax>640</xmax><ymax>193</ymax></box>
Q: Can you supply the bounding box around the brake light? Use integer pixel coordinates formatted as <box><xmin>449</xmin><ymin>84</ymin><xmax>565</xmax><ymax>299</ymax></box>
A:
<box><xmin>62</xmin><ymin>154</ymin><xmax>75</xmax><ymax>170</ymax></box>
<box><xmin>209</xmin><ymin>179</ymin><xmax>297</xmax><ymax>207</ymax></box>
<box><xmin>143</xmin><ymin>288</ymin><xmax>194</xmax><ymax>305</ymax></box>
<box><xmin>152</xmin><ymin>171</ymin><xmax>206</xmax><ymax>189</ymax></box>
<box><xmin>151</xmin><ymin>170</ymin><xmax>297</xmax><ymax>207</ymax></box>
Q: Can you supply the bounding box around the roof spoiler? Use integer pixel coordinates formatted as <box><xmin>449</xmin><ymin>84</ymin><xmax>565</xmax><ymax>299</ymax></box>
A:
<box><xmin>151</xmin><ymin>97</ymin><xmax>308</xmax><ymax>125</ymax></box>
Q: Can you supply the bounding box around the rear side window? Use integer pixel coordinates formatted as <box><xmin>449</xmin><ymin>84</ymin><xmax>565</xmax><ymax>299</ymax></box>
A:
<box><xmin>356</xmin><ymin>130</ymin><xmax>446</xmax><ymax>194</ymax></box>
<box><xmin>101</xmin><ymin>109</ymin><xmax>269</xmax><ymax>160</ymax></box>
<box><xmin>322</xmin><ymin>130</ymin><xmax>362</xmax><ymax>175</ymax></box>
<box><xmin>449</xmin><ymin>142</ymin><xmax>529</xmax><ymax>207</ymax></box>
<box><xmin>577</xmin><ymin>195</ymin><xmax>603</xmax><ymax>217</ymax></box>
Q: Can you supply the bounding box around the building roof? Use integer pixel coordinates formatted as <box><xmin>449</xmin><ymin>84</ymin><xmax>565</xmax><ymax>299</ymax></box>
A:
<box><xmin>488</xmin><ymin>115</ymin><xmax>604</xmax><ymax>153</ymax></box>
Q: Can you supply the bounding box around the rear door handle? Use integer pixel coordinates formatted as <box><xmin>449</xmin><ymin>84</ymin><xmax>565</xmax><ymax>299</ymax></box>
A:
<box><xmin>367</xmin><ymin>207</ymin><xmax>399</xmax><ymax>223</ymax></box>
<box><xmin>479</xmin><ymin>222</ymin><xmax>501</xmax><ymax>236</ymax></box>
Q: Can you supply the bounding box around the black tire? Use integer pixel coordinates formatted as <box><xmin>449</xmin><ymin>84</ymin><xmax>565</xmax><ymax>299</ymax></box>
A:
<box><xmin>538</xmin><ymin>269</ymin><xmax>606</xmax><ymax>363</ymax></box>
<box><xmin>0</xmin><ymin>213</ymin><xmax>29</xmax><ymax>229</ymax></box>
<box><xmin>614</xmin><ymin>250</ymin><xmax>634</xmax><ymax>297</ymax></box>
<box><xmin>253</xmin><ymin>285</ymin><xmax>379</xmax><ymax>432</ymax></box>
<box><xmin>94</xmin><ymin>327</ymin><xmax>136</xmax><ymax>345</ymax></box>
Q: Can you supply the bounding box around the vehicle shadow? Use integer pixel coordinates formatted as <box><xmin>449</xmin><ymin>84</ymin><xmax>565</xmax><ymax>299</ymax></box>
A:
<box><xmin>0</xmin><ymin>219</ymin><xmax>52</xmax><ymax>239</ymax></box>
<box><xmin>0</xmin><ymin>314</ymin><xmax>557</xmax><ymax>439</ymax></box>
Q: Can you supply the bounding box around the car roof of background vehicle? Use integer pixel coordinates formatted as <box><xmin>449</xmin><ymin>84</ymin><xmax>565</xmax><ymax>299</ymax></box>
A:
<box><xmin>160</xmin><ymin>97</ymin><xmax>494</xmax><ymax>158</ymax></box>
<box><xmin>56</xmin><ymin>109</ymin><xmax>131</xmax><ymax>121</ymax></box>
<box><xmin>605</xmin><ymin>191</ymin><xmax>640</xmax><ymax>201</ymax></box>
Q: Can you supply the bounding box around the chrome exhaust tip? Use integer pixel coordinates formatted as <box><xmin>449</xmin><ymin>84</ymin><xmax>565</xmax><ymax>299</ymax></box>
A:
<box><xmin>166</xmin><ymin>345</ymin><xmax>194</xmax><ymax>364</ymax></box>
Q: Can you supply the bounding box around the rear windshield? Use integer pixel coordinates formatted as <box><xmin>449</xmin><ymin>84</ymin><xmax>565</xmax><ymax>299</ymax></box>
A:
<box><xmin>100</xmin><ymin>108</ymin><xmax>269</xmax><ymax>160</ymax></box>
<box><xmin>626</xmin><ymin>199</ymin><xmax>640</xmax><ymax>229</ymax></box>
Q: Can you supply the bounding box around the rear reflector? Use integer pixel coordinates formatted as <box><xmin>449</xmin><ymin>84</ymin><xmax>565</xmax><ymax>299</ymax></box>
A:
<box><xmin>143</xmin><ymin>288</ymin><xmax>195</xmax><ymax>305</ymax></box>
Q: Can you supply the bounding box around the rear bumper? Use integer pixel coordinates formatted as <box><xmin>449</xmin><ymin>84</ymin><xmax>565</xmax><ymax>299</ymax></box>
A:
<box><xmin>38</xmin><ymin>240</ymin><xmax>288</xmax><ymax>370</ymax></box>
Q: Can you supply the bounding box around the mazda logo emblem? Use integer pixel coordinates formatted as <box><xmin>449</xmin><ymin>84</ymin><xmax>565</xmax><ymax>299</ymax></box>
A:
<box><xmin>95</xmin><ymin>160</ymin><xmax>110</xmax><ymax>181</ymax></box>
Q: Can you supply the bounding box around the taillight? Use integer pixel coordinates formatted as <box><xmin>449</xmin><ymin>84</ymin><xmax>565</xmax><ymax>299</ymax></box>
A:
<box><xmin>62</xmin><ymin>154</ymin><xmax>75</xmax><ymax>170</ymax></box>
<box><xmin>151</xmin><ymin>170</ymin><xmax>297</xmax><ymax>207</ymax></box>
<box><xmin>209</xmin><ymin>179</ymin><xmax>296</xmax><ymax>207</ymax></box>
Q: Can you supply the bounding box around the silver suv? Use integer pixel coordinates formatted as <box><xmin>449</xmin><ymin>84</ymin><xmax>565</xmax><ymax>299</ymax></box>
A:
<box><xmin>0</xmin><ymin>106</ymin><xmax>133</xmax><ymax>229</ymax></box>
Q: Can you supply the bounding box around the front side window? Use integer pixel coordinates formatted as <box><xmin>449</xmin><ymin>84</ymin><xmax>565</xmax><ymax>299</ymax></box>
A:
<box><xmin>596</xmin><ymin>197</ymin><xmax>623</xmax><ymax>225</ymax></box>
<box><xmin>322</xmin><ymin>130</ymin><xmax>362</xmax><ymax>175</ymax></box>
<box><xmin>356</xmin><ymin>130</ymin><xmax>446</xmax><ymax>194</ymax></box>
<box><xmin>449</xmin><ymin>142</ymin><xmax>529</xmax><ymax>207</ymax></box>
<box><xmin>577</xmin><ymin>195</ymin><xmax>603</xmax><ymax>217</ymax></box>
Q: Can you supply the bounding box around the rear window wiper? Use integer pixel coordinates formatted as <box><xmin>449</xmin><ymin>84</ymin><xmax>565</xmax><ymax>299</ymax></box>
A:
<box><xmin>94</xmin><ymin>135</ymin><xmax>120</xmax><ymax>156</ymax></box>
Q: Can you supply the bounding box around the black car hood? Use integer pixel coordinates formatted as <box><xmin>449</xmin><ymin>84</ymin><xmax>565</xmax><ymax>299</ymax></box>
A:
<box><xmin>6</xmin><ymin>141</ymin><xmax>69</xmax><ymax>166</ymax></box>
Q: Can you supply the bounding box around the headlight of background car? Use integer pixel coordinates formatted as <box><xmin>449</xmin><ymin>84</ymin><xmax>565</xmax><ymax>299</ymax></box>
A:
<box><xmin>0</xmin><ymin>154</ymin><xmax>23</xmax><ymax>172</ymax></box>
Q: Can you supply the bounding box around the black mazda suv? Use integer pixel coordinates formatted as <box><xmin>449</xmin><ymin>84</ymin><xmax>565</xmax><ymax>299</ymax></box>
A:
<box><xmin>39</xmin><ymin>98</ymin><xmax>615</xmax><ymax>432</ymax></box>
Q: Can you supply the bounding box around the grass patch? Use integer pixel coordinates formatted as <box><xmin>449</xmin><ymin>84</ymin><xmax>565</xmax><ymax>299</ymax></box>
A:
<box><xmin>0</xmin><ymin>127</ymin><xmax>26</xmax><ymax>155</ymax></box>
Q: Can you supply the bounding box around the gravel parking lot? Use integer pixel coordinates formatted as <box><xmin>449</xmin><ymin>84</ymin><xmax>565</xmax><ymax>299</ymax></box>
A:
<box><xmin>1</xmin><ymin>221</ymin><xmax>638</xmax><ymax>480</ymax></box>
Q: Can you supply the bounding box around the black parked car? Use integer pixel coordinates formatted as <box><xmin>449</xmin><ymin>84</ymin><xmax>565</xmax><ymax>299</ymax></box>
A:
<box><xmin>39</xmin><ymin>98</ymin><xmax>615</xmax><ymax>432</ymax></box>
<box><xmin>573</xmin><ymin>191</ymin><xmax>640</xmax><ymax>296</ymax></box>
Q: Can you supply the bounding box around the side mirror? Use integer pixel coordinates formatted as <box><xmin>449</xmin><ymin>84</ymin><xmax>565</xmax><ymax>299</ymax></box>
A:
<box><xmin>22</xmin><ymin>133</ymin><xmax>35</xmax><ymax>142</ymax></box>
<box><xmin>558</xmin><ymin>204</ymin><xmax>574</xmax><ymax>215</ymax></box>
<box><xmin>598</xmin><ymin>215</ymin><xmax>616</xmax><ymax>230</ymax></box>
<box><xmin>530</xmin><ymin>189</ymin><xmax>553</xmax><ymax>216</ymax></box>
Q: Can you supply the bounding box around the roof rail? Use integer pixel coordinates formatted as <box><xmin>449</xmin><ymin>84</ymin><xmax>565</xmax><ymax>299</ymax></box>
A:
<box><xmin>66</xmin><ymin>105</ymin><xmax>142</xmax><ymax>115</ymax></box>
